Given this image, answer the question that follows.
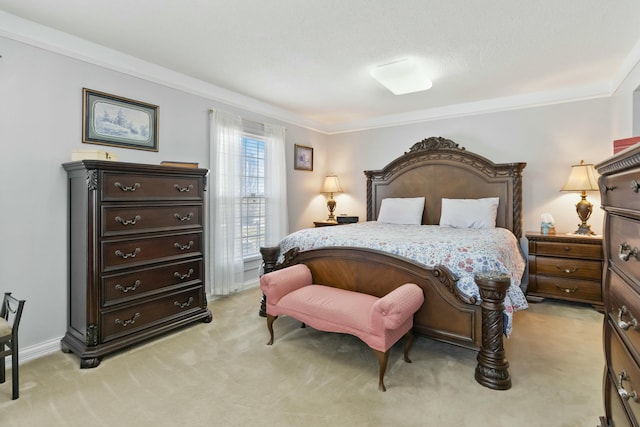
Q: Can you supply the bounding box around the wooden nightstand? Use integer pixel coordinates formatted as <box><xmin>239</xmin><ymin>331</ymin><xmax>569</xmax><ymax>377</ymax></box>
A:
<box><xmin>526</xmin><ymin>231</ymin><xmax>603</xmax><ymax>311</ymax></box>
<box><xmin>313</xmin><ymin>220</ymin><xmax>340</xmax><ymax>227</ymax></box>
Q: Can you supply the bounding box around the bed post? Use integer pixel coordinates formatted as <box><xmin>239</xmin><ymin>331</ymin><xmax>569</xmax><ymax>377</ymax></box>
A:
<box><xmin>473</xmin><ymin>272</ymin><xmax>512</xmax><ymax>390</ymax></box>
<box><xmin>259</xmin><ymin>246</ymin><xmax>281</xmax><ymax>317</ymax></box>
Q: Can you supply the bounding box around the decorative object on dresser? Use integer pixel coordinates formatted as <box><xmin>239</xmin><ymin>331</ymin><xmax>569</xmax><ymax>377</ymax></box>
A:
<box><xmin>540</xmin><ymin>212</ymin><xmax>556</xmax><ymax>235</ymax></box>
<box><xmin>560</xmin><ymin>160</ymin><xmax>600</xmax><ymax>235</ymax></box>
<box><xmin>596</xmin><ymin>144</ymin><xmax>640</xmax><ymax>427</ymax></box>
<box><xmin>71</xmin><ymin>149</ymin><xmax>118</xmax><ymax>161</ymax></box>
<box><xmin>160</xmin><ymin>161</ymin><xmax>199</xmax><ymax>168</ymax></box>
<box><xmin>613</xmin><ymin>136</ymin><xmax>640</xmax><ymax>154</ymax></box>
<box><xmin>320</xmin><ymin>175</ymin><xmax>343</xmax><ymax>222</ymax></box>
<box><xmin>61</xmin><ymin>160</ymin><xmax>211</xmax><ymax>368</ymax></box>
<box><xmin>526</xmin><ymin>232</ymin><xmax>603</xmax><ymax>311</ymax></box>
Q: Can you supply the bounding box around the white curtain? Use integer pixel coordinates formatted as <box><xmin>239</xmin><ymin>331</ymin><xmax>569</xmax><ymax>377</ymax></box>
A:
<box><xmin>208</xmin><ymin>111</ymin><xmax>288</xmax><ymax>296</ymax></box>
<box><xmin>209</xmin><ymin>109</ymin><xmax>244</xmax><ymax>296</ymax></box>
<box><xmin>264</xmin><ymin>123</ymin><xmax>289</xmax><ymax>246</ymax></box>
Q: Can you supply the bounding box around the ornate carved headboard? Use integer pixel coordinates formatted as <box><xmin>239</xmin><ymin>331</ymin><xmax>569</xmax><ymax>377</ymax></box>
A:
<box><xmin>364</xmin><ymin>137</ymin><xmax>526</xmax><ymax>238</ymax></box>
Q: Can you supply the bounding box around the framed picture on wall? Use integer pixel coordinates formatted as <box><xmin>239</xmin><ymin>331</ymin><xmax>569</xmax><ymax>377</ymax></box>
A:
<box><xmin>82</xmin><ymin>88</ymin><xmax>159</xmax><ymax>151</ymax></box>
<box><xmin>294</xmin><ymin>144</ymin><xmax>313</xmax><ymax>171</ymax></box>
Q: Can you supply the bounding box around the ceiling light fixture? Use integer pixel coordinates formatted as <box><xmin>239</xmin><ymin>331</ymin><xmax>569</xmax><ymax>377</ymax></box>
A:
<box><xmin>370</xmin><ymin>58</ymin><xmax>432</xmax><ymax>95</ymax></box>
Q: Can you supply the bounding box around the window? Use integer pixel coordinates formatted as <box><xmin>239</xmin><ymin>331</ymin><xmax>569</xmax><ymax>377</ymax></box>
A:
<box><xmin>241</xmin><ymin>135</ymin><xmax>265</xmax><ymax>258</ymax></box>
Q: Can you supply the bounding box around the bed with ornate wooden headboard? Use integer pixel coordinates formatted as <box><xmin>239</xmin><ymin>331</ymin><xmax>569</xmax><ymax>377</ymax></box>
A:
<box><xmin>260</xmin><ymin>137</ymin><xmax>527</xmax><ymax>390</ymax></box>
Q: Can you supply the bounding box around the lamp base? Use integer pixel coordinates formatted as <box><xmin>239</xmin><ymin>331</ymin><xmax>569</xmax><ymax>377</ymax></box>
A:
<box><xmin>326</xmin><ymin>196</ymin><xmax>336</xmax><ymax>221</ymax></box>
<box><xmin>573</xmin><ymin>191</ymin><xmax>595</xmax><ymax>235</ymax></box>
<box><xmin>574</xmin><ymin>223</ymin><xmax>596</xmax><ymax>235</ymax></box>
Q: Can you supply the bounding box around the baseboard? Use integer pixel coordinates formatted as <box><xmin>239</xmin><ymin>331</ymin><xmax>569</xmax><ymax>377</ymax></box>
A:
<box><xmin>9</xmin><ymin>337</ymin><xmax>63</xmax><ymax>369</ymax></box>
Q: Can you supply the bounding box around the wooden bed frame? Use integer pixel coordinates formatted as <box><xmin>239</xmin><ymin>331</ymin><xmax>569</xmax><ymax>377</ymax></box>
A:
<box><xmin>260</xmin><ymin>136</ymin><xmax>526</xmax><ymax>390</ymax></box>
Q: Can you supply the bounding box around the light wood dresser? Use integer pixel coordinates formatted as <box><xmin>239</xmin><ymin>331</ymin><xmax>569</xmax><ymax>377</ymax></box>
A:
<box><xmin>61</xmin><ymin>160</ymin><xmax>211</xmax><ymax>368</ymax></box>
<box><xmin>597</xmin><ymin>144</ymin><xmax>640</xmax><ymax>426</ymax></box>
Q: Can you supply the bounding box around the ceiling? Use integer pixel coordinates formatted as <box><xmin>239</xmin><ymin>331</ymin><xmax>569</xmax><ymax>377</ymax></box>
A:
<box><xmin>2</xmin><ymin>1</ymin><xmax>640</xmax><ymax>133</ymax></box>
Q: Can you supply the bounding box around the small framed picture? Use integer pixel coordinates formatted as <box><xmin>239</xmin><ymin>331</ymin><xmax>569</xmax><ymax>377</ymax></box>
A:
<box><xmin>294</xmin><ymin>144</ymin><xmax>313</xmax><ymax>171</ymax></box>
<box><xmin>82</xmin><ymin>88</ymin><xmax>159</xmax><ymax>151</ymax></box>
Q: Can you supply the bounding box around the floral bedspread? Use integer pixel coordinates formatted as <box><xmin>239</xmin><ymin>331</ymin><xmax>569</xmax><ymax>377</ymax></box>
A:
<box><xmin>279</xmin><ymin>222</ymin><xmax>528</xmax><ymax>336</ymax></box>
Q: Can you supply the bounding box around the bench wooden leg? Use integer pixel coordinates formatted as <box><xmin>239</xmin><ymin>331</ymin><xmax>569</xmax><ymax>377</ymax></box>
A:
<box><xmin>266</xmin><ymin>314</ymin><xmax>277</xmax><ymax>345</ymax></box>
<box><xmin>372</xmin><ymin>349</ymin><xmax>389</xmax><ymax>392</ymax></box>
<box><xmin>403</xmin><ymin>330</ymin><xmax>414</xmax><ymax>363</ymax></box>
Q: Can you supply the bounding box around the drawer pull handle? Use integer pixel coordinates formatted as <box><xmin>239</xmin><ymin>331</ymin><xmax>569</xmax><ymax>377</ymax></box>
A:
<box><xmin>605</xmin><ymin>185</ymin><xmax>617</xmax><ymax>192</ymax></box>
<box><xmin>174</xmin><ymin>184</ymin><xmax>194</xmax><ymax>193</ymax></box>
<box><xmin>115</xmin><ymin>215</ymin><xmax>142</xmax><ymax>226</ymax></box>
<box><xmin>115</xmin><ymin>280</ymin><xmax>141</xmax><ymax>293</ymax></box>
<box><xmin>114</xmin><ymin>182</ymin><xmax>141</xmax><ymax>192</ymax></box>
<box><xmin>115</xmin><ymin>248</ymin><xmax>141</xmax><ymax>259</ymax></box>
<box><xmin>174</xmin><ymin>269</ymin><xmax>194</xmax><ymax>280</ymax></box>
<box><xmin>174</xmin><ymin>241</ymin><xmax>194</xmax><ymax>251</ymax></box>
<box><xmin>617</xmin><ymin>305</ymin><xmax>639</xmax><ymax>330</ymax></box>
<box><xmin>115</xmin><ymin>312</ymin><xmax>141</xmax><ymax>327</ymax></box>
<box><xmin>555</xmin><ymin>285</ymin><xmax>577</xmax><ymax>294</ymax></box>
<box><xmin>555</xmin><ymin>265</ymin><xmax>578</xmax><ymax>274</ymax></box>
<box><xmin>632</xmin><ymin>180</ymin><xmax>640</xmax><ymax>194</ymax></box>
<box><xmin>619</xmin><ymin>242</ymin><xmax>639</xmax><ymax>262</ymax></box>
<box><xmin>174</xmin><ymin>297</ymin><xmax>194</xmax><ymax>309</ymax></box>
<box><xmin>174</xmin><ymin>213</ymin><xmax>194</xmax><ymax>222</ymax></box>
<box><xmin>617</xmin><ymin>370</ymin><xmax>639</xmax><ymax>402</ymax></box>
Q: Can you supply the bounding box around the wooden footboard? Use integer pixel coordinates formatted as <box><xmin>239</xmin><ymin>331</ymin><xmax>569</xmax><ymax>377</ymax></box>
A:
<box><xmin>259</xmin><ymin>246</ymin><xmax>511</xmax><ymax>390</ymax></box>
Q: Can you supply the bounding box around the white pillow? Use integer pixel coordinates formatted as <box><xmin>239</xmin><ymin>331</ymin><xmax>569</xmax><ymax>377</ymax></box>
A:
<box><xmin>377</xmin><ymin>197</ymin><xmax>425</xmax><ymax>225</ymax></box>
<box><xmin>440</xmin><ymin>197</ymin><xmax>500</xmax><ymax>229</ymax></box>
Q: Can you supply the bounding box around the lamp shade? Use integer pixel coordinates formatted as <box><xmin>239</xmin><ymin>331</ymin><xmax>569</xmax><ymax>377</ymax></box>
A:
<box><xmin>560</xmin><ymin>160</ymin><xmax>599</xmax><ymax>192</ymax></box>
<box><xmin>320</xmin><ymin>175</ymin><xmax>343</xmax><ymax>194</ymax></box>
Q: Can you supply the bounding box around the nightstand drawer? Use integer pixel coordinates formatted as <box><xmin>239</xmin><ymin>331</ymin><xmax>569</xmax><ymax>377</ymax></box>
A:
<box><xmin>534</xmin><ymin>241</ymin><xmax>602</xmax><ymax>259</ymax></box>
<box><xmin>534</xmin><ymin>256</ymin><xmax>602</xmax><ymax>280</ymax></box>
<box><xmin>535</xmin><ymin>276</ymin><xmax>601</xmax><ymax>302</ymax></box>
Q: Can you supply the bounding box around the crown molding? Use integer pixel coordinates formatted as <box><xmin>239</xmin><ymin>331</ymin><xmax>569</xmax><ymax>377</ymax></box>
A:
<box><xmin>0</xmin><ymin>11</ymin><xmax>327</xmax><ymax>133</ymax></box>
<box><xmin>610</xmin><ymin>37</ymin><xmax>640</xmax><ymax>94</ymax></box>
<box><xmin>1</xmin><ymin>11</ymin><xmax>638</xmax><ymax>136</ymax></box>
<box><xmin>323</xmin><ymin>82</ymin><xmax>613</xmax><ymax>134</ymax></box>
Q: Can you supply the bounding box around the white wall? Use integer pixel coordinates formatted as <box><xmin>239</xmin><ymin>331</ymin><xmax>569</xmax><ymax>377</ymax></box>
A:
<box><xmin>295</xmin><ymin>100</ymin><xmax>613</xmax><ymax>241</ymax></box>
<box><xmin>0</xmin><ymin>36</ymin><xmax>326</xmax><ymax>357</ymax></box>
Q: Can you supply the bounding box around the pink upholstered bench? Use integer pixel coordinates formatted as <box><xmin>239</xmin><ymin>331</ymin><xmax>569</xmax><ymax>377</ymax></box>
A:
<box><xmin>260</xmin><ymin>264</ymin><xmax>425</xmax><ymax>391</ymax></box>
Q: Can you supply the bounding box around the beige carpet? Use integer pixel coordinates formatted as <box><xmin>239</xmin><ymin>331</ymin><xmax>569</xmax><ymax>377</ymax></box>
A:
<box><xmin>0</xmin><ymin>287</ymin><xmax>604</xmax><ymax>426</ymax></box>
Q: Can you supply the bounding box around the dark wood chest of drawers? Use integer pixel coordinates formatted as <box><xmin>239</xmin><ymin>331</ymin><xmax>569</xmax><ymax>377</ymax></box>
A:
<box><xmin>526</xmin><ymin>231</ymin><xmax>603</xmax><ymax>311</ymax></box>
<box><xmin>597</xmin><ymin>145</ymin><xmax>640</xmax><ymax>427</ymax></box>
<box><xmin>61</xmin><ymin>160</ymin><xmax>211</xmax><ymax>368</ymax></box>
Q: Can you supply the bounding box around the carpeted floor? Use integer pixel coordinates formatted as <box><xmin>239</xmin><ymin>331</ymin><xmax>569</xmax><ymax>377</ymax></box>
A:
<box><xmin>0</xmin><ymin>287</ymin><xmax>604</xmax><ymax>426</ymax></box>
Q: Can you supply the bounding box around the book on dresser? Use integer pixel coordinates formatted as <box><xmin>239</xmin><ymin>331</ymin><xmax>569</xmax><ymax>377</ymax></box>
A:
<box><xmin>61</xmin><ymin>160</ymin><xmax>212</xmax><ymax>368</ymax></box>
<box><xmin>596</xmin><ymin>143</ymin><xmax>640</xmax><ymax>427</ymax></box>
